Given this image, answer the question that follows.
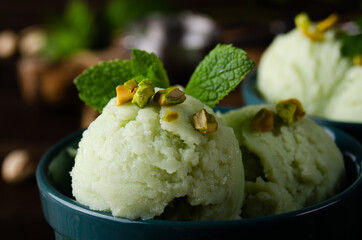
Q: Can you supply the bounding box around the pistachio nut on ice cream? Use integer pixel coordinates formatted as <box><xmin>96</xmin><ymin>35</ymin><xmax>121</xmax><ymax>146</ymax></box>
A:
<box><xmin>221</xmin><ymin>99</ymin><xmax>346</xmax><ymax>218</ymax></box>
<box><xmin>257</xmin><ymin>13</ymin><xmax>362</xmax><ymax>123</ymax></box>
<box><xmin>71</xmin><ymin>45</ymin><xmax>255</xmax><ymax>220</ymax></box>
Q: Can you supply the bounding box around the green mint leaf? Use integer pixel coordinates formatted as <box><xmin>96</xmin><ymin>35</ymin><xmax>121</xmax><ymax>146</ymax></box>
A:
<box><xmin>131</xmin><ymin>49</ymin><xmax>170</xmax><ymax>88</ymax></box>
<box><xmin>74</xmin><ymin>49</ymin><xmax>169</xmax><ymax>112</ymax></box>
<box><xmin>341</xmin><ymin>33</ymin><xmax>362</xmax><ymax>57</ymax></box>
<box><xmin>74</xmin><ymin>60</ymin><xmax>133</xmax><ymax>112</ymax></box>
<box><xmin>185</xmin><ymin>44</ymin><xmax>255</xmax><ymax>108</ymax></box>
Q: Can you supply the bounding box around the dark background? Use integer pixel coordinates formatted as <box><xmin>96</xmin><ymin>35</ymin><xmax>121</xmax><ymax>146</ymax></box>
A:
<box><xmin>0</xmin><ymin>0</ymin><xmax>361</xmax><ymax>239</ymax></box>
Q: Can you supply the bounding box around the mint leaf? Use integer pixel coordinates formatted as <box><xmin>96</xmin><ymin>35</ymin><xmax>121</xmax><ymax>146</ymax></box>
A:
<box><xmin>185</xmin><ymin>44</ymin><xmax>255</xmax><ymax>108</ymax></box>
<box><xmin>341</xmin><ymin>33</ymin><xmax>362</xmax><ymax>57</ymax></box>
<box><xmin>74</xmin><ymin>49</ymin><xmax>169</xmax><ymax>112</ymax></box>
<box><xmin>131</xmin><ymin>49</ymin><xmax>169</xmax><ymax>88</ymax></box>
<box><xmin>75</xmin><ymin>60</ymin><xmax>133</xmax><ymax>112</ymax></box>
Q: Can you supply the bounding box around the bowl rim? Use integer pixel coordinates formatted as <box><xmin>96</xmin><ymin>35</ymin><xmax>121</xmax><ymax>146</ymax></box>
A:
<box><xmin>37</xmin><ymin>125</ymin><xmax>362</xmax><ymax>227</ymax></box>
<box><xmin>242</xmin><ymin>72</ymin><xmax>362</xmax><ymax>127</ymax></box>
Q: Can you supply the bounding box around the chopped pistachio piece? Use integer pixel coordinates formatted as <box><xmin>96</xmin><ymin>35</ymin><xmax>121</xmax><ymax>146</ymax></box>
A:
<box><xmin>353</xmin><ymin>55</ymin><xmax>362</xmax><ymax>66</ymax></box>
<box><xmin>162</xmin><ymin>108</ymin><xmax>179</xmax><ymax>122</ymax></box>
<box><xmin>154</xmin><ymin>87</ymin><xmax>186</xmax><ymax>106</ymax></box>
<box><xmin>193</xmin><ymin>108</ymin><xmax>218</xmax><ymax>134</ymax></box>
<box><xmin>316</xmin><ymin>13</ymin><xmax>338</xmax><ymax>32</ymax></box>
<box><xmin>295</xmin><ymin>13</ymin><xmax>324</xmax><ymax>41</ymax></box>
<box><xmin>301</xmin><ymin>30</ymin><xmax>325</xmax><ymax>41</ymax></box>
<box><xmin>116</xmin><ymin>85</ymin><xmax>137</xmax><ymax>106</ymax></box>
<box><xmin>251</xmin><ymin>108</ymin><xmax>275</xmax><ymax>132</ymax></box>
<box><xmin>294</xmin><ymin>13</ymin><xmax>322</xmax><ymax>40</ymax></box>
<box><xmin>295</xmin><ymin>12</ymin><xmax>311</xmax><ymax>31</ymax></box>
<box><xmin>276</xmin><ymin>98</ymin><xmax>305</xmax><ymax>125</ymax></box>
<box><xmin>124</xmin><ymin>79</ymin><xmax>138</xmax><ymax>91</ymax></box>
<box><xmin>132</xmin><ymin>78</ymin><xmax>155</xmax><ymax>108</ymax></box>
<box><xmin>295</xmin><ymin>12</ymin><xmax>338</xmax><ymax>42</ymax></box>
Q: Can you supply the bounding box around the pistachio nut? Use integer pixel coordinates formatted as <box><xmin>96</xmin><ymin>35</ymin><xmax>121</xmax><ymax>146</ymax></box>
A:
<box><xmin>316</xmin><ymin>13</ymin><xmax>338</xmax><ymax>32</ymax></box>
<box><xmin>162</xmin><ymin>108</ymin><xmax>179</xmax><ymax>122</ymax></box>
<box><xmin>154</xmin><ymin>86</ymin><xmax>186</xmax><ymax>106</ymax></box>
<box><xmin>132</xmin><ymin>78</ymin><xmax>155</xmax><ymax>108</ymax></box>
<box><xmin>295</xmin><ymin>12</ymin><xmax>338</xmax><ymax>42</ymax></box>
<box><xmin>124</xmin><ymin>79</ymin><xmax>138</xmax><ymax>91</ymax></box>
<box><xmin>353</xmin><ymin>55</ymin><xmax>362</xmax><ymax>66</ymax></box>
<box><xmin>251</xmin><ymin>108</ymin><xmax>275</xmax><ymax>132</ymax></box>
<box><xmin>116</xmin><ymin>81</ymin><xmax>138</xmax><ymax>106</ymax></box>
<box><xmin>193</xmin><ymin>108</ymin><xmax>218</xmax><ymax>134</ymax></box>
<box><xmin>276</xmin><ymin>98</ymin><xmax>305</xmax><ymax>125</ymax></box>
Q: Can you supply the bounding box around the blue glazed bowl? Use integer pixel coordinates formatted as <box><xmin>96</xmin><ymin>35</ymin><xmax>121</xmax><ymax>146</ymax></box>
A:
<box><xmin>37</xmin><ymin>125</ymin><xmax>362</xmax><ymax>240</ymax></box>
<box><xmin>242</xmin><ymin>73</ymin><xmax>362</xmax><ymax>142</ymax></box>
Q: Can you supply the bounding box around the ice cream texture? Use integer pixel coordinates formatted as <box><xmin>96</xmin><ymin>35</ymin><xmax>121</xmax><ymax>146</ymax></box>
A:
<box><xmin>221</xmin><ymin>105</ymin><xmax>346</xmax><ymax>218</ymax></box>
<box><xmin>70</xmin><ymin>94</ymin><xmax>244</xmax><ymax>220</ymax></box>
<box><xmin>324</xmin><ymin>66</ymin><xmax>362</xmax><ymax>122</ymax></box>
<box><xmin>257</xmin><ymin>27</ymin><xmax>362</xmax><ymax>122</ymax></box>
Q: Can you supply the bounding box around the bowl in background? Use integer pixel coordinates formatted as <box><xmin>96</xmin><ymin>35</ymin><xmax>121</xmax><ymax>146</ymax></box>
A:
<box><xmin>36</xmin><ymin>118</ymin><xmax>362</xmax><ymax>239</ymax></box>
<box><xmin>242</xmin><ymin>73</ymin><xmax>362</xmax><ymax>142</ymax></box>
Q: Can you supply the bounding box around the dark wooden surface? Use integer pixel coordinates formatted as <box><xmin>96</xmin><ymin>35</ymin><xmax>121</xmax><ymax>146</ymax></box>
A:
<box><xmin>0</xmin><ymin>58</ymin><xmax>81</xmax><ymax>239</ymax></box>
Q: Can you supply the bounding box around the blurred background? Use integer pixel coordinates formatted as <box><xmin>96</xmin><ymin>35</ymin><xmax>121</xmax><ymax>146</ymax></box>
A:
<box><xmin>0</xmin><ymin>0</ymin><xmax>361</xmax><ymax>239</ymax></box>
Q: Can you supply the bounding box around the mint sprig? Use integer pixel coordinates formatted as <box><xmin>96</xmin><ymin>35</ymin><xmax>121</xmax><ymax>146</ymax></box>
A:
<box><xmin>74</xmin><ymin>49</ymin><xmax>169</xmax><ymax>112</ymax></box>
<box><xmin>185</xmin><ymin>44</ymin><xmax>255</xmax><ymax>108</ymax></box>
<box><xmin>75</xmin><ymin>44</ymin><xmax>255</xmax><ymax>112</ymax></box>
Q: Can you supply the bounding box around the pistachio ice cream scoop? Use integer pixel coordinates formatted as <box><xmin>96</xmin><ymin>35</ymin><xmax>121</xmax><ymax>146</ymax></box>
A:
<box><xmin>257</xmin><ymin>28</ymin><xmax>351</xmax><ymax>117</ymax></box>
<box><xmin>70</xmin><ymin>45</ymin><xmax>255</xmax><ymax>221</ymax></box>
<box><xmin>324</xmin><ymin>65</ymin><xmax>362</xmax><ymax>123</ymax></box>
<box><xmin>257</xmin><ymin>13</ymin><xmax>361</xmax><ymax>122</ymax></box>
<box><xmin>221</xmin><ymin>102</ymin><xmax>346</xmax><ymax>218</ymax></box>
<box><xmin>70</xmin><ymin>93</ymin><xmax>244</xmax><ymax>221</ymax></box>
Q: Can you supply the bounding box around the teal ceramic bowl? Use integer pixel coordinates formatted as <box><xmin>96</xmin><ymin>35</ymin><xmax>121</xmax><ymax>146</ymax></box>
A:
<box><xmin>242</xmin><ymin>73</ymin><xmax>362</xmax><ymax>142</ymax></box>
<box><xmin>37</xmin><ymin>125</ymin><xmax>362</xmax><ymax>240</ymax></box>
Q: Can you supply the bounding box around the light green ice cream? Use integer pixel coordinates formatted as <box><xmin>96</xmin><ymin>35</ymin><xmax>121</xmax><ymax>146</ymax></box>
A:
<box><xmin>221</xmin><ymin>105</ymin><xmax>346</xmax><ymax>218</ymax></box>
<box><xmin>325</xmin><ymin>66</ymin><xmax>362</xmax><ymax>122</ymax></box>
<box><xmin>70</xmin><ymin>95</ymin><xmax>244</xmax><ymax>221</ymax></box>
<box><xmin>257</xmin><ymin>28</ymin><xmax>359</xmax><ymax>121</ymax></box>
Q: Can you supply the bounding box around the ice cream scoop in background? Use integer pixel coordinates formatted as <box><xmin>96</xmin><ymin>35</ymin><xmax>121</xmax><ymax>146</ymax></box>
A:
<box><xmin>324</xmin><ymin>65</ymin><xmax>362</xmax><ymax>122</ymax></box>
<box><xmin>243</xmin><ymin>72</ymin><xmax>362</xmax><ymax>142</ymax></box>
<box><xmin>257</xmin><ymin>28</ymin><xmax>352</xmax><ymax>117</ymax></box>
<box><xmin>221</xmin><ymin>104</ymin><xmax>346</xmax><ymax>218</ymax></box>
<box><xmin>256</xmin><ymin>13</ymin><xmax>362</xmax><ymax>124</ymax></box>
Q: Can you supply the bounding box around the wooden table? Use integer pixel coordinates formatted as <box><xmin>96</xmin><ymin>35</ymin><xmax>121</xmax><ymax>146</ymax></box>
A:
<box><xmin>0</xmin><ymin>57</ymin><xmax>82</xmax><ymax>239</ymax></box>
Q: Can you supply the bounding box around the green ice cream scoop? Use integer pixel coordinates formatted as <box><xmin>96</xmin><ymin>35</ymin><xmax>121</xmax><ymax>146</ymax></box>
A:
<box><xmin>71</xmin><ymin>94</ymin><xmax>244</xmax><ymax>221</ymax></box>
<box><xmin>221</xmin><ymin>105</ymin><xmax>346</xmax><ymax>218</ymax></box>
